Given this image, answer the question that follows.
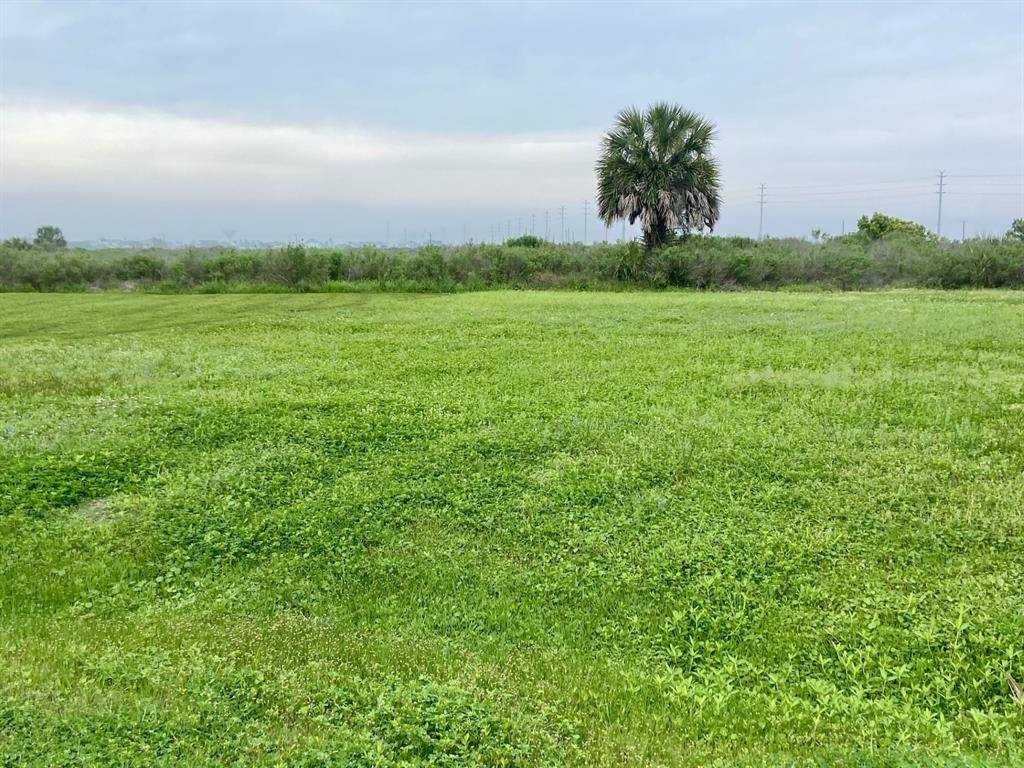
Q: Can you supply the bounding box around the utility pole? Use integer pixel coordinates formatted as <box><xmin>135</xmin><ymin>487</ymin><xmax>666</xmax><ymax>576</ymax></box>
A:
<box><xmin>605</xmin><ymin>223</ymin><xmax>609</xmax><ymax>244</ymax></box>
<box><xmin>961</xmin><ymin>219</ymin><xmax>966</xmax><ymax>241</ymax></box>
<box><xmin>583</xmin><ymin>200</ymin><xmax>589</xmax><ymax>245</ymax></box>
<box><xmin>936</xmin><ymin>170</ymin><xmax>946</xmax><ymax>237</ymax></box>
<box><xmin>560</xmin><ymin>205</ymin><xmax>566</xmax><ymax>243</ymax></box>
<box><xmin>545</xmin><ymin>210</ymin><xmax>550</xmax><ymax>241</ymax></box>
<box><xmin>758</xmin><ymin>183</ymin><xmax>766</xmax><ymax>240</ymax></box>
<box><xmin>517</xmin><ymin>216</ymin><xmax>522</xmax><ymax>236</ymax></box>
<box><xmin>841</xmin><ymin>219</ymin><xmax>845</xmax><ymax>236</ymax></box>
<box><xmin>507</xmin><ymin>219</ymin><xmax>511</xmax><ymax>241</ymax></box>
<box><xmin>531</xmin><ymin>213</ymin><xmax>535</xmax><ymax>236</ymax></box>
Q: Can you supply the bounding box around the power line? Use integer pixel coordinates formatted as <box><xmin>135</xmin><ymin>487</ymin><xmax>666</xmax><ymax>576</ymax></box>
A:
<box><xmin>767</xmin><ymin>177</ymin><xmax>933</xmax><ymax>192</ymax></box>
<box><xmin>955</xmin><ymin>173</ymin><xmax>1024</xmax><ymax>179</ymax></box>
<box><xmin>759</xmin><ymin>185</ymin><xmax>933</xmax><ymax>199</ymax></box>
<box><xmin>946</xmin><ymin>191</ymin><xmax>1022</xmax><ymax>197</ymax></box>
<box><xmin>766</xmin><ymin>192</ymin><xmax>936</xmax><ymax>204</ymax></box>
<box><xmin>948</xmin><ymin>181</ymin><xmax>1024</xmax><ymax>187</ymax></box>
<box><xmin>726</xmin><ymin>184</ymin><xmax>1016</xmax><ymax>204</ymax></box>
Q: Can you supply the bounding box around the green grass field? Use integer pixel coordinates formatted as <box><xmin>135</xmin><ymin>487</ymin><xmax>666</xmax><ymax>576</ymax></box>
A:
<box><xmin>2</xmin><ymin>291</ymin><xmax>1023</xmax><ymax>766</ymax></box>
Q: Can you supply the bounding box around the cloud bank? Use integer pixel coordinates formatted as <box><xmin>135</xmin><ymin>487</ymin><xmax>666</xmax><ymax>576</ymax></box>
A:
<box><xmin>4</xmin><ymin>104</ymin><xmax>599</xmax><ymax>207</ymax></box>
<box><xmin>1</xmin><ymin>0</ymin><xmax>1020</xmax><ymax>241</ymax></box>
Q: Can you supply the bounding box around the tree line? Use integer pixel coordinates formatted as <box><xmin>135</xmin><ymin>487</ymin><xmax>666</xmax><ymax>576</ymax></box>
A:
<box><xmin>1</xmin><ymin>232</ymin><xmax>1021</xmax><ymax>292</ymax></box>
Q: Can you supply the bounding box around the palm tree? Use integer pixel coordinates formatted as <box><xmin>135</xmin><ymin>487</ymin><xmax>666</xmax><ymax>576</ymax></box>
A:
<box><xmin>597</xmin><ymin>103</ymin><xmax>721</xmax><ymax>248</ymax></box>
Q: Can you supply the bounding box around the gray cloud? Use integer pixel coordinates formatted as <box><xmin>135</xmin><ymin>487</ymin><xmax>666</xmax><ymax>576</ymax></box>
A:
<box><xmin>1</xmin><ymin>0</ymin><xmax>1021</xmax><ymax>241</ymax></box>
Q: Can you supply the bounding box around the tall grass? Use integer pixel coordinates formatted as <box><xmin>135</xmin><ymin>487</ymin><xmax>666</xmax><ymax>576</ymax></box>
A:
<box><xmin>2</xmin><ymin>235</ymin><xmax>1021</xmax><ymax>292</ymax></box>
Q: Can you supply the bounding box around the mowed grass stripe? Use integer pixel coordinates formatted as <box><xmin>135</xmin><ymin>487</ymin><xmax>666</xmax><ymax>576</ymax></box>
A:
<box><xmin>1</xmin><ymin>291</ymin><xmax>1022</xmax><ymax>766</ymax></box>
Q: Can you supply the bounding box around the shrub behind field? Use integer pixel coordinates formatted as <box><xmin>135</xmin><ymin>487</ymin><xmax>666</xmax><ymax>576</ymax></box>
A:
<box><xmin>1</xmin><ymin>236</ymin><xmax>1021</xmax><ymax>292</ymax></box>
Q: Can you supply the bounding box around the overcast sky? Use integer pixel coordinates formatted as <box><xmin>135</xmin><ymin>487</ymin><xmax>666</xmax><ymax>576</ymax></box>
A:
<box><xmin>1</xmin><ymin>0</ymin><xmax>1022</xmax><ymax>243</ymax></box>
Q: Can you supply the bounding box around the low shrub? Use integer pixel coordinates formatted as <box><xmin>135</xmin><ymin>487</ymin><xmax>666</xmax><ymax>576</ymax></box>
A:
<box><xmin>504</xmin><ymin>235</ymin><xmax>545</xmax><ymax>247</ymax></box>
<box><xmin>0</xmin><ymin>237</ymin><xmax>1020</xmax><ymax>292</ymax></box>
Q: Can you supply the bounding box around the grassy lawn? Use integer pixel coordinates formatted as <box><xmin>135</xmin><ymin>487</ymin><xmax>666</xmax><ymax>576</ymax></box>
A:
<box><xmin>1</xmin><ymin>290</ymin><xmax>1022</xmax><ymax>766</ymax></box>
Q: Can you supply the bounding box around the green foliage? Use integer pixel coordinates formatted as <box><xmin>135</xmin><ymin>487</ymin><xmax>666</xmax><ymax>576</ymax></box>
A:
<box><xmin>262</xmin><ymin>243</ymin><xmax>330</xmax><ymax>287</ymax></box>
<box><xmin>33</xmin><ymin>225</ymin><xmax>67</xmax><ymax>250</ymax></box>
<box><xmin>1</xmin><ymin>291</ymin><xmax>1023</xmax><ymax>765</ymax></box>
<box><xmin>613</xmin><ymin>241</ymin><xmax>647</xmax><ymax>281</ymax></box>
<box><xmin>401</xmin><ymin>245</ymin><xmax>450</xmax><ymax>286</ymax></box>
<box><xmin>112</xmin><ymin>252</ymin><xmax>164</xmax><ymax>281</ymax></box>
<box><xmin>344</xmin><ymin>680</ymin><xmax>566</xmax><ymax>766</ymax></box>
<box><xmin>505</xmin><ymin>235</ymin><xmax>545</xmax><ymax>248</ymax></box>
<box><xmin>597</xmin><ymin>103</ymin><xmax>721</xmax><ymax>248</ymax></box>
<box><xmin>857</xmin><ymin>212</ymin><xmax>929</xmax><ymax>241</ymax></box>
<box><xmin>2</xmin><ymin>236</ymin><xmax>32</xmax><ymax>251</ymax></box>
<box><xmin>0</xmin><ymin>238</ymin><xmax>1022</xmax><ymax>293</ymax></box>
<box><xmin>1006</xmin><ymin>219</ymin><xmax>1024</xmax><ymax>242</ymax></box>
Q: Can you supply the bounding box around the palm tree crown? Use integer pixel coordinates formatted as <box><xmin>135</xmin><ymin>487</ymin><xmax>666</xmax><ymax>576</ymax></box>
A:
<box><xmin>597</xmin><ymin>103</ymin><xmax>721</xmax><ymax>248</ymax></box>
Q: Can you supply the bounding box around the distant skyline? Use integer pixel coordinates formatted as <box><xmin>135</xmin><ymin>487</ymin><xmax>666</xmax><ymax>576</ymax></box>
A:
<box><xmin>2</xmin><ymin>0</ymin><xmax>1022</xmax><ymax>243</ymax></box>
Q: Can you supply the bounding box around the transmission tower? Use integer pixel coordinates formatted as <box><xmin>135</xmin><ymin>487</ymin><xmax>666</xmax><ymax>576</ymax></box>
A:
<box><xmin>936</xmin><ymin>170</ymin><xmax>946</xmax><ymax>237</ymax></box>
<box><xmin>758</xmin><ymin>183</ymin><xmax>766</xmax><ymax>240</ymax></box>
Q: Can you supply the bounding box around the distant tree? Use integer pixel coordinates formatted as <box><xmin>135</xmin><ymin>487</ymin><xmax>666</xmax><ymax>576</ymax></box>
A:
<box><xmin>597</xmin><ymin>103</ymin><xmax>721</xmax><ymax>249</ymax></box>
<box><xmin>1006</xmin><ymin>219</ymin><xmax>1024</xmax><ymax>241</ymax></box>
<box><xmin>856</xmin><ymin>213</ymin><xmax>928</xmax><ymax>241</ymax></box>
<box><xmin>505</xmin><ymin>235</ymin><xmax>544</xmax><ymax>248</ymax></box>
<box><xmin>2</xmin><ymin>236</ymin><xmax>33</xmax><ymax>250</ymax></box>
<box><xmin>33</xmin><ymin>226</ymin><xmax>67</xmax><ymax>250</ymax></box>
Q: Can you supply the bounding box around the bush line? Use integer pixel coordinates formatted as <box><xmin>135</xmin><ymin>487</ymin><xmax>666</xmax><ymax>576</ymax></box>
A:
<box><xmin>2</xmin><ymin>235</ymin><xmax>1023</xmax><ymax>292</ymax></box>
